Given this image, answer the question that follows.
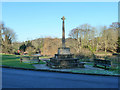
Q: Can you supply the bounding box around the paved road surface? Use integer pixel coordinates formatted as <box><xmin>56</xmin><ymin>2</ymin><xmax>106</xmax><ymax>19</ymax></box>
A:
<box><xmin>2</xmin><ymin>68</ymin><xmax>119</xmax><ymax>88</ymax></box>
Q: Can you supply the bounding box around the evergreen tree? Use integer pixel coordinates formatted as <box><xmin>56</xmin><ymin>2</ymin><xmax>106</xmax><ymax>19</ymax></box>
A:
<box><xmin>19</xmin><ymin>44</ymin><xmax>26</xmax><ymax>52</ymax></box>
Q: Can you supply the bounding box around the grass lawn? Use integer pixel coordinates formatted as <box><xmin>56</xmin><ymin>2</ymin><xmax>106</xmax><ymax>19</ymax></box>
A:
<box><xmin>39</xmin><ymin>56</ymin><xmax>51</xmax><ymax>59</ymax></box>
<box><xmin>82</xmin><ymin>61</ymin><xmax>119</xmax><ymax>75</ymax></box>
<box><xmin>70</xmin><ymin>69</ymin><xmax>119</xmax><ymax>75</ymax></box>
<box><xmin>1</xmin><ymin>54</ymin><xmax>49</xmax><ymax>69</ymax></box>
<box><xmin>1</xmin><ymin>54</ymin><xmax>35</xmax><ymax>69</ymax></box>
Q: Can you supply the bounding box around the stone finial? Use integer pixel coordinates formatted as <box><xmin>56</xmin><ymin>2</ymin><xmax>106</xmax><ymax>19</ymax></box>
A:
<box><xmin>61</xmin><ymin>16</ymin><xmax>65</xmax><ymax>21</ymax></box>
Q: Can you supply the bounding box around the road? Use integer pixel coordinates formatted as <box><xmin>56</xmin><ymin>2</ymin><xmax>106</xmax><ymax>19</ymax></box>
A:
<box><xmin>2</xmin><ymin>68</ymin><xmax>119</xmax><ymax>88</ymax></box>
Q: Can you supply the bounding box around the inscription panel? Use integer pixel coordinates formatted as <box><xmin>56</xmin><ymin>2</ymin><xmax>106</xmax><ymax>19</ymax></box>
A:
<box><xmin>58</xmin><ymin>48</ymin><xmax>70</xmax><ymax>54</ymax></box>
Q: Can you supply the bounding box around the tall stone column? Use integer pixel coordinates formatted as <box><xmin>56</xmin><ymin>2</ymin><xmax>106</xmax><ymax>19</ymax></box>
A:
<box><xmin>61</xmin><ymin>16</ymin><xmax>65</xmax><ymax>48</ymax></box>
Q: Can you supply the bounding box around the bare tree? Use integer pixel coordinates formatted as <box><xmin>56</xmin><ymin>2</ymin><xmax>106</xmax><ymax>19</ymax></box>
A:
<box><xmin>69</xmin><ymin>24</ymin><xmax>96</xmax><ymax>54</ymax></box>
<box><xmin>0</xmin><ymin>23</ymin><xmax>16</xmax><ymax>54</ymax></box>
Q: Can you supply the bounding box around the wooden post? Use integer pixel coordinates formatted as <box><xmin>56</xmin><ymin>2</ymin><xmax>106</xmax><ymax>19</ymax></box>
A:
<box><xmin>20</xmin><ymin>57</ymin><xmax>23</xmax><ymax>63</ymax></box>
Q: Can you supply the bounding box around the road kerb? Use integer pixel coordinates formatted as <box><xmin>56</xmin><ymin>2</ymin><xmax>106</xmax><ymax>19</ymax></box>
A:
<box><xmin>1</xmin><ymin>65</ymin><xmax>119</xmax><ymax>77</ymax></box>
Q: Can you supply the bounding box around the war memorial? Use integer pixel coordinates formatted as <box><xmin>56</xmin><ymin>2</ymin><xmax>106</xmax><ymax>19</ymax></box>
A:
<box><xmin>46</xmin><ymin>16</ymin><xmax>85</xmax><ymax>69</ymax></box>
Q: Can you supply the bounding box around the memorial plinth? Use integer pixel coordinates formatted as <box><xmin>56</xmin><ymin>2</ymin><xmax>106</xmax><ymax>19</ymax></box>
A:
<box><xmin>58</xmin><ymin>47</ymin><xmax>70</xmax><ymax>54</ymax></box>
<box><xmin>46</xmin><ymin>16</ymin><xmax>84</xmax><ymax>68</ymax></box>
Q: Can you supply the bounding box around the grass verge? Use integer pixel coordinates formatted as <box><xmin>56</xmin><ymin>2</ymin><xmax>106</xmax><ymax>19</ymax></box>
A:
<box><xmin>2</xmin><ymin>54</ymin><xmax>35</xmax><ymax>69</ymax></box>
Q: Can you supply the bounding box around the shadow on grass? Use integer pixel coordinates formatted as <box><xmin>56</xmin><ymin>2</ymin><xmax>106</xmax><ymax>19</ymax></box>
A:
<box><xmin>93</xmin><ymin>65</ymin><xmax>109</xmax><ymax>70</ymax></box>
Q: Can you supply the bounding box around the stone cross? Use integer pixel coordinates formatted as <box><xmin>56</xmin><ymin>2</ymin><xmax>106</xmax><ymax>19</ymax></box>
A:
<box><xmin>61</xmin><ymin>16</ymin><xmax>65</xmax><ymax>48</ymax></box>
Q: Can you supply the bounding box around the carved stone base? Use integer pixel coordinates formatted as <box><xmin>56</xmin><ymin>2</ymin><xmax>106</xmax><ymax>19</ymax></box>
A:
<box><xmin>58</xmin><ymin>47</ymin><xmax>70</xmax><ymax>54</ymax></box>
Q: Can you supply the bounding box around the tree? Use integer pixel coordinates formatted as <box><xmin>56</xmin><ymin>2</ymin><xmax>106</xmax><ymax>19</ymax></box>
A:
<box><xmin>69</xmin><ymin>24</ymin><xmax>96</xmax><ymax>54</ymax></box>
<box><xmin>31</xmin><ymin>38</ymin><xmax>44</xmax><ymax>53</ymax></box>
<box><xmin>109</xmin><ymin>22</ymin><xmax>120</xmax><ymax>53</ymax></box>
<box><xmin>12</xmin><ymin>42</ymin><xmax>22</xmax><ymax>53</ymax></box>
<box><xmin>26</xmin><ymin>46</ymin><xmax>35</xmax><ymax>56</ymax></box>
<box><xmin>42</xmin><ymin>37</ymin><xmax>61</xmax><ymax>56</ymax></box>
<box><xmin>117</xmin><ymin>37</ymin><xmax>120</xmax><ymax>53</ymax></box>
<box><xmin>19</xmin><ymin>43</ymin><xmax>26</xmax><ymax>53</ymax></box>
<box><xmin>0</xmin><ymin>23</ymin><xmax>16</xmax><ymax>54</ymax></box>
<box><xmin>19</xmin><ymin>41</ymin><xmax>36</xmax><ymax>55</ymax></box>
<box><xmin>101</xmin><ymin>26</ymin><xmax>108</xmax><ymax>53</ymax></box>
<box><xmin>25</xmin><ymin>41</ymin><xmax>36</xmax><ymax>56</ymax></box>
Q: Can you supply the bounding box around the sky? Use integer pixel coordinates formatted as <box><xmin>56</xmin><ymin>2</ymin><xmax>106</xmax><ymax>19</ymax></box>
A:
<box><xmin>2</xmin><ymin>2</ymin><xmax>118</xmax><ymax>42</ymax></box>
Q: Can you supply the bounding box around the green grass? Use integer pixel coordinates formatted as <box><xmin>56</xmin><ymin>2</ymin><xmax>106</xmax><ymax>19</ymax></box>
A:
<box><xmin>70</xmin><ymin>69</ymin><xmax>118</xmax><ymax>75</ymax></box>
<box><xmin>1</xmin><ymin>54</ymin><xmax>50</xmax><ymax>69</ymax></box>
<box><xmin>39</xmin><ymin>56</ymin><xmax>51</xmax><ymax>59</ymax></box>
<box><xmin>1</xmin><ymin>54</ymin><xmax>35</xmax><ymax>69</ymax></box>
<box><xmin>84</xmin><ymin>62</ymin><xmax>120</xmax><ymax>75</ymax></box>
<box><xmin>29</xmin><ymin>60</ymin><xmax>46</xmax><ymax>64</ymax></box>
<box><xmin>95</xmin><ymin>52</ymin><xmax>112</xmax><ymax>54</ymax></box>
<box><xmin>85</xmin><ymin>62</ymin><xmax>93</xmax><ymax>65</ymax></box>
